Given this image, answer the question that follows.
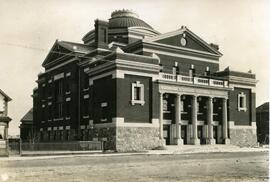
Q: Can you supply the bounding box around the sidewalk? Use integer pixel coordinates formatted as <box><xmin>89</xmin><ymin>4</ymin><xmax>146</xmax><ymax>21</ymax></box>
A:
<box><xmin>148</xmin><ymin>144</ymin><xmax>269</xmax><ymax>155</ymax></box>
<box><xmin>21</xmin><ymin>150</ymin><xmax>102</xmax><ymax>156</ymax></box>
<box><xmin>1</xmin><ymin>145</ymin><xmax>268</xmax><ymax>161</ymax></box>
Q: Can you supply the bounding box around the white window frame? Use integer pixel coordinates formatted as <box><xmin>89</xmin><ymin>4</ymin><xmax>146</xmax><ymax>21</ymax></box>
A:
<box><xmin>131</xmin><ymin>81</ymin><xmax>145</xmax><ymax>106</ymax></box>
<box><xmin>238</xmin><ymin>92</ymin><xmax>247</xmax><ymax>112</ymax></box>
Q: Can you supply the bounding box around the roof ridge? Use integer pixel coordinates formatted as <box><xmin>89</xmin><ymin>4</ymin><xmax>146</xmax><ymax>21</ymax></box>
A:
<box><xmin>0</xmin><ymin>89</ymin><xmax>12</xmax><ymax>101</ymax></box>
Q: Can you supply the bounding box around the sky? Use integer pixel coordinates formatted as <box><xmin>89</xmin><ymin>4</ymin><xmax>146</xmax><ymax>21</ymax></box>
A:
<box><xmin>0</xmin><ymin>0</ymin><xmax>269</xmax><ymax>136</ymax></box>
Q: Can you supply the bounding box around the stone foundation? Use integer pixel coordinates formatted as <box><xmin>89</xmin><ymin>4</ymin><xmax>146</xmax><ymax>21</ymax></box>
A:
<box><xmin>116</xmin><ymin>127</ymin><xmax>163</xmax><ymax>152</ymax></box>
<box><xmin>229</xmin><ymin>121</ymin><xmax>257</xmax><ymax>147</ymax></box>
<box><xmin>92</xmin><ymin>126</ymin><xmax>116</xmax><ymax>151</ymax></box>
<box><xmin>0</xmin><ymin>141</ymin><xmax>8</xmax><ymax>156</ymax></box>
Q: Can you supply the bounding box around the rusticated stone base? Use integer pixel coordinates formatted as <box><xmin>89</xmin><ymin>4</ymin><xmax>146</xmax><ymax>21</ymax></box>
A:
<box><xmin>229</xmin><ymin>128</ymin><xmax>257</xmax><ymax>147</ymax></box>
<box><xmin>92</xmin><ymin>126</ymin><xmax>116</xmax><ymax>151</ymax></box>
<box><xmin>116</xmin><ymin>127</ymin><xmax>163</xmax><ymax>152</ymax></box>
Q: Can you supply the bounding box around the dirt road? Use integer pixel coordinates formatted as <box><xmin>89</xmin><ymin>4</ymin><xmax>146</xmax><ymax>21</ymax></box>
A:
<box><xmin>0</xmin><ymin>151</ymin><xmax>268</xmax><ymax>182</ymax></box>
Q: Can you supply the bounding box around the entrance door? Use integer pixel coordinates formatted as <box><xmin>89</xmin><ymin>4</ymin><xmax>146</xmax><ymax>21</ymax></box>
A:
<box><xmin>197</xmin><ymin>126</ymin><xmax>204</xmax><ymax>144</ymax></box>
<box><xmin>181</xmin><ymin>125</ymin><xmax>187</xmax><ymax>144</ymax></box>
<box><xmin>163</xmin><ymin>125</ymin><xmax>170</xmax><ymax>145</ymax></box>
<box><xmin>213</xmin><ymin>126</ymin><xmax>218</xmax><ymax>144</ymax></box>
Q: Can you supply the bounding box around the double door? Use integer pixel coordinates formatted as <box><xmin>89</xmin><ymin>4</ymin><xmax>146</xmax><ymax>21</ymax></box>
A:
<box><xmin>197</xmin><ymin>126</ymin><xmax>206</xmax><ymax>144</ymax></box>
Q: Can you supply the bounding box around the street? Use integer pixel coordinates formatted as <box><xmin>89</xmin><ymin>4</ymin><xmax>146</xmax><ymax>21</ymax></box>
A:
<box><xmin>0</xmin><ymin>151</ymin><xmax>269</xmax><ymax>182</ymax></box>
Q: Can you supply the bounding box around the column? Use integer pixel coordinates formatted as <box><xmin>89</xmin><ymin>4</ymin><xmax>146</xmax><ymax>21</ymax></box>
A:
<box><xmin>207</xmin><ymin>97</ymin><xmax>216</xmax><ymax>145</ymax></box>
<box><xmin>175</xmin><ymin>94</ymin><xmax>183</xmax><ymax>145</ymax></box>
<box><xmin>222</xmin><ymin>98</ymin><xmax>230</xmax><ymax>144</ymax></box>
<box><xmin>159</xmin><ymin>92</ymin><xmax>165</xmax><ymax>145</ymax></box>
<box><xmin>191</xmin><ymin>95</ymin><xmax>200</xmax><ymax>145</ymax></box>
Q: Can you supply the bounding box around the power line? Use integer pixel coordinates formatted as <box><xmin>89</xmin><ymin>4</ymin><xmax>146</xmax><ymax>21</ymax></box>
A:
<box><xmin>0</xmin><ymin>42</ymin><xmax>49</xmax><ymax>52</ymax></box>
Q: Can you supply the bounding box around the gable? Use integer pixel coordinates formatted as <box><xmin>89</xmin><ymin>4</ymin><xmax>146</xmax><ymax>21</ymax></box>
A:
<box><xmin>0</xmin><ymin>89</ymin><xmax>11</xmax><ymax>102</ymax></box>
<box><xmin>42</xmin><ymin>40</ymin><xmax>93</xmax><ymax>68</ymax></box>
<box><xmin>145</xmin><ymin>27</ymin><xmax>222</xmax><ymax>56</ymax></box>
<box><xmin>42</xmin><ymin>41</ymin><xmax>74</xmax><ymax>67</ymax></box>
<box><xmin>156</xmin><ymin>33</ymin><xmax>210</xmax><ymax>52</ymax></box>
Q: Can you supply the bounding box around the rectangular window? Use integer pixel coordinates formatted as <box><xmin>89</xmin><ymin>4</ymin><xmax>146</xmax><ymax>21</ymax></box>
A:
<box><xmin>55</xmin><ymin>103</ymin><xmax>63</xmax><ymax>118</ymax></box>
<box><xmin>239</xmin><ymin>97</ymin><xmax>244</xmax><ymax>108</ymax></box>
<box><xmin>101</xmin><ymin>102</ymin><xmax>108</xmax><ymax>122</ymax></box>
<box><xmin>205</xmin><ymin>67</ymin><xmax>210</xmax><ymax>76</ymax></box>
<box><xmin>65</xmin><ymin>81</ymin><xmax>70</xmax><ymax>93</ymax></box>
<box><xmin>172</xmin><ymin>67</ymin><xmax>177</xmax><ymax>75</ymax></box>
<box><xmin>131</xmin><ymin>81</ymin><xmax>145</xmax><ymax>105</ymax></box>
<box><xmin>189</xmin><ymin>65</ymin><xmax>195</xmax><ymax>77</ymax></box>
<box><xmin>238</xmin><ymin>92</ymin><xmax>247</xmax><ymax>111</ymax></box>
<box><xmin>101</xmin><ymin>107</ymin><xmax>108</xmax><ymax>121</ymax></box>
<box><xmin>55</xmin><ymin>79</ymin><xmax>63</xmax><ymax>96</ymax></box>
<box><xmin>134</xmin><ymin>87</ymin><xmax>141</xmax><ymax>100</ymax></box>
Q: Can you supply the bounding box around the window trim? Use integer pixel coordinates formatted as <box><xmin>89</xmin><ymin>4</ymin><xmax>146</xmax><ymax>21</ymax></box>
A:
<box><xmin>238</xmin><ymin>92</ymin><xmax>247</xmax><ymax>112</ymax></box>
<box><xmin>131</xmin><ymin>81</ymin><xmax>145</xmax><ymax>106</ymax></box>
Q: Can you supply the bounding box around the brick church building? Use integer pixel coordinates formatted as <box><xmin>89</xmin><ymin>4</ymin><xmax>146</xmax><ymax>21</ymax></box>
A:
<box><xmin>32</xmin><ymin>10</ymin><xmax>257</xmax><ymax>151</ymax></box>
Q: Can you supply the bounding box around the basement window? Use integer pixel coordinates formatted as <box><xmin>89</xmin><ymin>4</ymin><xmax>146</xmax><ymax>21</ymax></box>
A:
<box><xmin>131</xmin><ymin>81</ymin><xmax>145</xmax><ymax>106</ymax></box>
<box><xmin>238</xmin><ymin>92</ymin><xmax>247</xmax><ymax>112</ymax></box>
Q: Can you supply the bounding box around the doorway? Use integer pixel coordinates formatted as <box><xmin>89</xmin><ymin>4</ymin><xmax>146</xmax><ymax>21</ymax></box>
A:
<box><xmin>181</xmin><ymin>125</ymin><xmax>187</xmax><ymax>144</ymax></box>
<box><xmin>197</xmin><ymin>126</ymin><xmax>205</xmax><ymax>144</ymax></box>
<box><xmin>213</xmin><ymin>126</ymin><xmax>218</xmax><ymax>144</ymax></box>
<box><xmin>163</xmin><ymin>125</ymin><xmax>170</xmax><ymax>145</ymax></box>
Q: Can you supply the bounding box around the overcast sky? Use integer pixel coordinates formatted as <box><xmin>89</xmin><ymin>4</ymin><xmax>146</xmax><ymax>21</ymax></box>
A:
<box><xmin>0</xmin><ymin>0</ymin><xmax>269</xmax><ymax>136</ymax></box>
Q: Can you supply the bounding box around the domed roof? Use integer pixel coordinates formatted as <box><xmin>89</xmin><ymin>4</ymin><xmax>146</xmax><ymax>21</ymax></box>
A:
<box><xmin>109</xmin><ymin>10</ymin><xmax>154</xmax><ymax>30</ymax></box>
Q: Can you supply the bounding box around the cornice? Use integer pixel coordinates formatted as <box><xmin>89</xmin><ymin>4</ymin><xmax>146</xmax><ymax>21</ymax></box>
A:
<box><xmin>142</xmin><ymin>40</ymin><xmax>220</xmax><ymax>59</ymax></box>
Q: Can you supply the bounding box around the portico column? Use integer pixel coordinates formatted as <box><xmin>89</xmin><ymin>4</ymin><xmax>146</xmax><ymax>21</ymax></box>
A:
<box><xmin>191</xmin><ymin>95</ymin><xmax>200</xmax><ymax>145</ymax></box>
<box><xmin>159</xmin><ymin>92</ymin><xmax>165</xmax><ymax>145</ymax></box>
<box><xmin>222</xmin><ymin>98</ymin><xmax>230</xmax><ymax>144</ymax></box>
<box><xmin>175</xmin><ymin>94</ymin><xmax>183</xmax><ymax>145</ymax></box>
<box><xmin>207</xmin><ymin>97</ymin><xmax>215</xmax><ymax>145</ymax></box>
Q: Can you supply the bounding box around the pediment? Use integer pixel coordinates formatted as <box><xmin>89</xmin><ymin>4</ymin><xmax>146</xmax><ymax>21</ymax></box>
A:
<box><xmin>42</xmin><ymin>40</ymin><xmax>72</xmax><ymax>67</ymax></box>
<box><xmin>145</xmin><ymin>27</ymin><xmax>222</xmax><ymax>56</ymax></box>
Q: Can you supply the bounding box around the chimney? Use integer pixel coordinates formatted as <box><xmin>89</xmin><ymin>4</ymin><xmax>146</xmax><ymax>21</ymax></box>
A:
<box><xmin>94</xmin><ymin>19</ymin><xmax>109</xmax><ymax>48</ymax></box>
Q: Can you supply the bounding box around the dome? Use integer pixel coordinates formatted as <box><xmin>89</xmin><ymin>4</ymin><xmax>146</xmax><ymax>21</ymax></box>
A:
<box><xmin>108</xmin><ymin>9</ymin><xmax>154</xmax><ymax>30</ymax></box>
